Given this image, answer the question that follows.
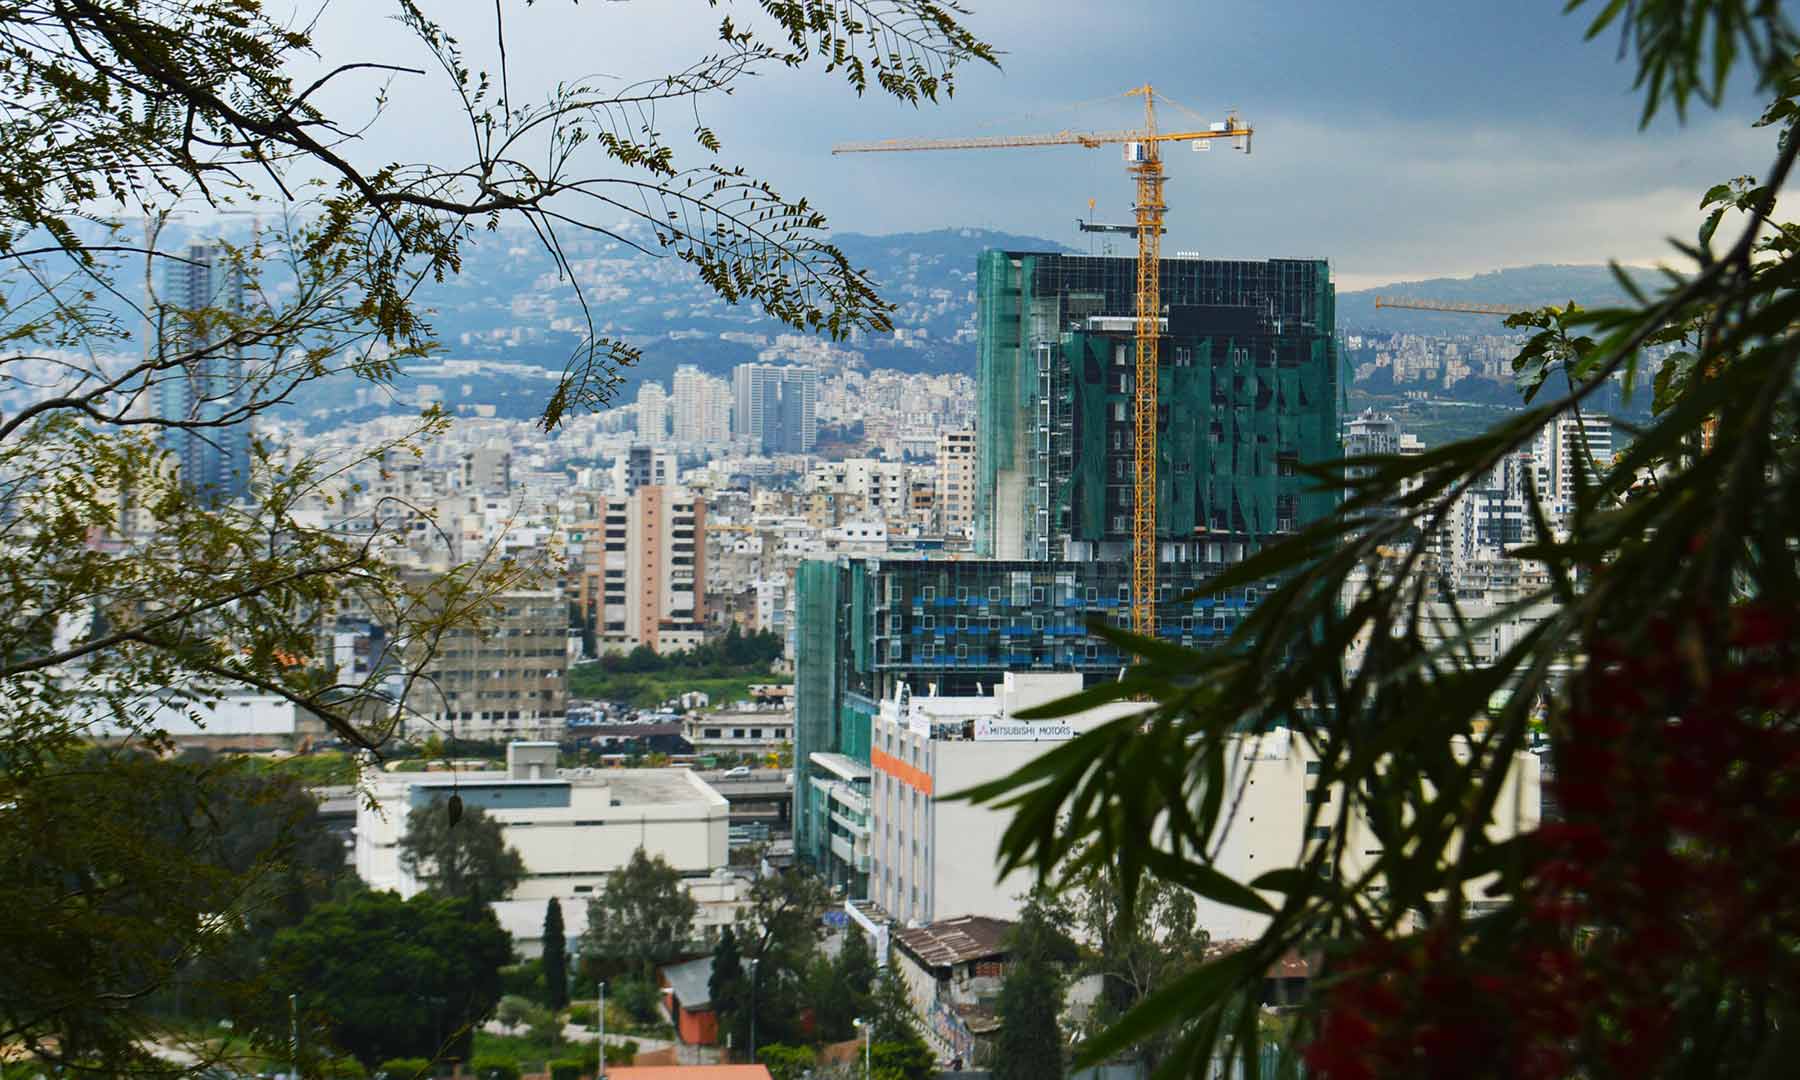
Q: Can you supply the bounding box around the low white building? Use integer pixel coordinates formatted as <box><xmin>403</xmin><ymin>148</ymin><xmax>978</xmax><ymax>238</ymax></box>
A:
<box><xmin>869</xmin><ymin>673</ymin><xmax>1139</xmax><ymax>926</ymax></box>
<box><xmin>870</xmin><ymin>674</ymin><xmax>1542</xmax><ymax>940</ymax></box>
<box><xmin>355</xmin><ymin>742</ymin><xmax>731</xmax><ymax>902</ymax></box>
<box><xmin>684</xmin><ymin>708</ymin><xmax>793</xmax><ymax>754</ymax></box>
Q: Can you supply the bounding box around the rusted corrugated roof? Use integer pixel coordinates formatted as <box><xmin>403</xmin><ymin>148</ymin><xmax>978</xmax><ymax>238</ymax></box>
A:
<box><xmin>893</xmin><ymin>915</ymin><xmax>1014</xmax><ymax>969</ymax></box>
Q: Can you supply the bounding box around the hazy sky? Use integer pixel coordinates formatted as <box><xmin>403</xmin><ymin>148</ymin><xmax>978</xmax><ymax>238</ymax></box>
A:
<box><xmin>293</xmin><ymin>1</ymin><xmax>1779</xmax><ymax>290</ymax></box>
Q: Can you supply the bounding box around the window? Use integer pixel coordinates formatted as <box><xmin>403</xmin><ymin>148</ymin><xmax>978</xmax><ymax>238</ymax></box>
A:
<box><xmin>1305</xmin><ymin>761</ymin><xmax>1322</xmax><ymax>776</ymax></box>
<box><xmin>1309</xmin><ymin>826</ymin><xmax>1332</xmax><ymax>842</ymax></box>
<box><xmin>704</xmin><ymin>728</ymin><xmax>722</xmax><ymax>739</ymax></box>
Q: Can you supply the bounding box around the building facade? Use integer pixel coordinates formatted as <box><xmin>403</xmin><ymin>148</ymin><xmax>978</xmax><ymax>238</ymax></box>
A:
<box><xmin>157</xmin><ymin>241</ymin><xmax>252</xmax><ymax>503</ymax></box>
<box><xmin>733</xmin><ymin>363</ymin><xmax>819</xmax><ymax>454</ymax></box>
<box><xmin>637</xmin><ymin>381</ymin><xmax>669</xmax><ymax>445</ymax></box>
<box><xmin>354</xmin><ymin>742</ymin><xmax>730</xmax><ymax>900</ymax></box>
<box><xmin>794</xmin><ymin>250</ymin><xmax>1343</xmax><ymax>889</ymax></box>
<box><xmin>572</xmin><ymin>486</ymin><xmax>707</xmax><ymax>653</ymax></box>
<box><xmin>935</xmin><ymin>429</ymin><xmax>977</xmax><ymax>538</ymax></box>
<box><xmin>672</xmin><ymin>364</ymin><xmax>733</xmax><ymax>446</ymax></box>
<box><xmin>412</xmin><ymin>583</ymin><xmax>568</xmax><ymax>740</ymax></box>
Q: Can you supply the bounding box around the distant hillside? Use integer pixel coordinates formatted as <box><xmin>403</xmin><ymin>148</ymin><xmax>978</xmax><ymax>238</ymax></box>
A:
<box><xmin>1340</xmin><ymin>264</ymin><xmax>1651</xmax><ymax>335</ymax></box>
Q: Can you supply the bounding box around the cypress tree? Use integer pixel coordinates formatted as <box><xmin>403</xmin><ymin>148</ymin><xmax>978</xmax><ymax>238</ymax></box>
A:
<box><xmin>543</xmin><ymin>898</ymin><xmax>569</xmax><ymax>1010</ymax></box>
<box><xmin>993</xmin><ymin>894</ymin><xmax>1069</xmax><ymax>1080</ymax></box>
<box><xmin>710</xmin><ymin>926</ymin><xmax>748</xmax><ymax>1052</ymax></box>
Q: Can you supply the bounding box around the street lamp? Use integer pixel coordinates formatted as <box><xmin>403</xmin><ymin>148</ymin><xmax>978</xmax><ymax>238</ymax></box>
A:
<box><xmin>597</xmin><ymin>980</ymin><xmax>608</xmax><ymax>1080</ymax></box>
<box><xmin>853</xmin><ymin>1018</ymin><xmax>870</xmax><ymax>1080</ymax></box>
<box><xmin>747</xmin><ymin>957</ymin><xmax>760</xmax><ymax>1064</ymax></box>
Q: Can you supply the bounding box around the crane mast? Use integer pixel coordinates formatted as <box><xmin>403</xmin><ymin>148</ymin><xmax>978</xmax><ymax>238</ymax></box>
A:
<box><xmin>834</xmin><ymin>86</ymin><xmax>1252</xmax><ymax>641</ymax></box>
<box><xmin>1128</xmin><ymin>85</ymin><xmax>1164</xmax><ymax>638</ymax></box>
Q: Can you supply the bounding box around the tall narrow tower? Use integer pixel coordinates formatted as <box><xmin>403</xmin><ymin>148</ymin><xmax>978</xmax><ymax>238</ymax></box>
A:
<box><xmin>156</xmin><ymin>241</ymin><xmax>251</xmax><ymax>503</ymax></box>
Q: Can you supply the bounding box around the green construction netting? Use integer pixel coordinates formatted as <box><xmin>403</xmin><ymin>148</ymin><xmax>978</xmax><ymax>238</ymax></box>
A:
<box><xmin>977</xmin><ymin>251</ymin><xmax>1341</xmax><ymax>554</ymax></box>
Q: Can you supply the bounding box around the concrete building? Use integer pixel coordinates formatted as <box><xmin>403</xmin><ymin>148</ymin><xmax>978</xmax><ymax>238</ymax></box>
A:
<box><xmin>891</xmin><ymin>915</ymin><xmax>1013</xmax><ymax>1064</ymax></box>
<box><xmin>793</xmin><ymin>251</ymin><xmax>1342</xmax><ymax>886</ymax></box>
<box><xmin>672</xmin><ymin>364</ymin><xmax>733</xmax><ymax>446</ymax></box>
<box><xmin>867</xmin><ymin>673</ymin><xmax>1139</xmax><ymax>924</ymax></box>
<box><xmin>156</xmin><ymin>241</ymin><xmax>251</xmax><ymax>503</ymax></box>
<box><xmin>410</xmin><ymin>583</ymin><xmax>568</xmax><ymax>741</ymax></box>
<box><xmin>683</xmin><ymin>708</ymin><xmax>793</xmax><ymax>755</ymax></box>
<box><xmin>622</xmin><ymin>445</ymin><xmax>679</xmax><ymax>495</ymax></box>
<box><xmin>461</xmin><ymin>446</ymin><xmax>514</xmax><ymax>493</ymax></box>
<box><xmin>572</xmin><ymin>485</ymin><xmax>707</xmax><ymax>653</ymax></box>
<box><xmin>734</xmin><ymin>363</ymin><xmax>818</xmax><ymax>454</ymax></box>
<box><xmin>354</xmin><ymin>742</ymin><xmax>731</xmax><ymax>901</ymax></box>
<box><xmin>934</xmin><ymin>429</ymin><xmax>976</xmax><ymax>538</ymax></box>
<box><xmin>863</xmin><ymin>673</ymin><xmax>1540</xmax><ymax>942</ymax></box>
<box><xmin>637</xmin><ymin>381</ymin><xmax>669</xmax><ymax>445</ymax></box>
<box><xmin>1534</xmin><ymin>412</ymin><xmax>1613</xmax><ymax>518</ymax></box>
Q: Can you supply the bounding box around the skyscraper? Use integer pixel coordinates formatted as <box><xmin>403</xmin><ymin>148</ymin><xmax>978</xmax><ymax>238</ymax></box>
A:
<box><xmin>636</xmin><ymin>381</ymin><xmax>669</xmax><ymax>445</ymax></box>
<box><xmin>733</xmin><ymin>363</ymin><xmax>818</xmax><ymax>453</ymax></box>
<box><xmin>156</xmin><ymin>242</ymin><xmax>251</xmax><ymax>503</ymax></box>
<box><xmin>671</xmin><ymin>364</ymin><xmax>732</xmax><ymax>446</ymax></box>
<box><xmin>792</xmin><ymin>250</ymin><xmax>1342</xmax><ymax>890</ymax></box>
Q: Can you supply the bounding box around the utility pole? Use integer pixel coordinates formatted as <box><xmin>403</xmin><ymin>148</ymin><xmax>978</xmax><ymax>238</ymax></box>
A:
<box><xmin>289</xmin><ymin>993</ymin><xmax>298</xmax><ymax>1080</ymax></box>
<box><xmin>854</xmin><ymin>1018</ymin><xmax>870</xmax><ymax>1080</ymax></box>
<box><xmin>747</xmin><ymin>957</ymin><xmax>760</xmax><ymax>1064</ymax></box>
<box><xmin>597</xmin><ymin>980</ymin><xmax>607</xmax><ymax>1080</ymax></box>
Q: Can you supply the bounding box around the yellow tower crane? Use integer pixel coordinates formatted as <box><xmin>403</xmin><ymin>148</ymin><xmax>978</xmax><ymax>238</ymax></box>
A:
<box><xmin>834</xmin><ymin>86</ymin><xmax>1252</xmax><ymax>636</ymax></box>
<box><xmin>1373</xmin><ymin>296</ymin><xmax>1516</xmax><ymax>316</ymax></box>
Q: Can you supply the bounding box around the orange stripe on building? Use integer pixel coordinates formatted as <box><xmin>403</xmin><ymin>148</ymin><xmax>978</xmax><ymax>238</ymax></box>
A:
<box><xmin>871</xmin><ymin>748</ymin><xmax>933</xmax><ymax>796</ymax></box>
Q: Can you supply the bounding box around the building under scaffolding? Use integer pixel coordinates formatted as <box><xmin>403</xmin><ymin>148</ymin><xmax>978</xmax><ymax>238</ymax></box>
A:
<box><xmin>795</xmin><ymin>251</ymin><xmax>1341</xmax><ymax>892</ymax></box>
<box><xmin>977</xmin><ymin>251</ymin><xmax>1339</xmax><ymax>560</ymax></box>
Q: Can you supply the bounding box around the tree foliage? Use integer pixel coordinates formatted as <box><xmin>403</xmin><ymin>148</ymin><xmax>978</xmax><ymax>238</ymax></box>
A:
<box><xmin>398</xmin><ymin>797</ymin><xmax>526</xmax><ymax>904</ymax></box>
<box><xmin>543</xmin><ymin>898</ymin><xmax>570</xmax><ymax>1011</ymax></box>
<box><xmin>583</xmin><ymin>847</ymin><xmax>699</xmax><ymax>977</ymax></box>
<box><xmin>0</xmin><ymin>749</ymin><xmax>344</xmax><ymax>1073</ymax></box>
<box><xmin>963</xmin><ymin>4</ymin><xmax>1800</xmax><ymax>1078</ymax></box>
<box><xmin>1063</xmin><ymin>848</ymin><xmax>1208</xmax><ymax>1071</ymax></box>
<box><xmin>992</xmin><ymin>893</ymin><xmax>1071</xmax><ymax>1080</ymax></box>
<box><xmin>710</xmin><ymin>925</ymin><xmax>750</xmax><ymax>1052</ymax></box>
<box><xmin>2</xmin><ymin>1</ymin><xmax>992</xmax><ymax>1064</ymax></box>
<box><xmin>266</xmin><ymin>890</ymin><xmax>513</xmax><ymax>1067</ymax></box>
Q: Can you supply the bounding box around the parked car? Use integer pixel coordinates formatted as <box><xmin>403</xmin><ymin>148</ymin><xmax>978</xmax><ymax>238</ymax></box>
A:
<box><xmin>722</xmin><ymin>765</ymin><xmax>751</xmax><ymax>778</ymax></box>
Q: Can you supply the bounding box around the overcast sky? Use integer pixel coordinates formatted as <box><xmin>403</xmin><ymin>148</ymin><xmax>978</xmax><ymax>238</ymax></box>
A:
<box><xmin>291</xmin><ymin>1</ymin><xmax>1779</xmax><ymax>290</ymax></box>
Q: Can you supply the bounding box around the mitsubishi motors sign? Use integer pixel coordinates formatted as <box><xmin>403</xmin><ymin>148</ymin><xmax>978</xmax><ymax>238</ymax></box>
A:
<box><xmin>973</xmin><ymin>717</ymin><xmax>1076</xmax><ymax>741</ymax></box>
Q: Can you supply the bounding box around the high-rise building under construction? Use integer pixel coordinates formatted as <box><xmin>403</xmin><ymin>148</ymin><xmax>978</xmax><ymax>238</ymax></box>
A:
<box><xmin>793</xmin><ymin>250</ymin><xmax>1340</xmax><ymax>891</ymax></box>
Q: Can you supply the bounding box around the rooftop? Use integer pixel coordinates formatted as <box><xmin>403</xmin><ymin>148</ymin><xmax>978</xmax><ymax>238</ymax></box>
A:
<box><xmin>893</xmin><ymin>915</ymin><xmax>1014</xmax><ymax>969</ymax></box>
<box><xmin>400</xmin><ymin>767</ymin><xmax>724</xmax><ymax>807</ymax></box>
<box><xmin>662</xmin><ymin>955</ymin><xmax>715</xmax><ymax>1009</ymax></box>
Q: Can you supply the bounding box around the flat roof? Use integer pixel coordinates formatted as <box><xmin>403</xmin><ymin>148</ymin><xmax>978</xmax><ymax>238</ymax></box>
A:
<box><xmin>403</xmin><ymin>768</ymin><xmax>722</xmax><ymax>807</ymax></box>
<box><xmin>809</xmin><ymin>752</ymin><xmax>871</xmax><ymax>782</ymax></box>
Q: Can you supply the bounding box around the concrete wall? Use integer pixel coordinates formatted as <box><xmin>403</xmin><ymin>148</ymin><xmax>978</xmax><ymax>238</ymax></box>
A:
<box><xmin>355</xmin><ymin>768</ymin><xmax>730</xmax><ymax>899</ymax></box>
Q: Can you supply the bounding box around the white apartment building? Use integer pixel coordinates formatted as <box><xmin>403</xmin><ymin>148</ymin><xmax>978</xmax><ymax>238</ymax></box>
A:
<box><xmin>636</xmin><ymin>381</ymin><xmax>669</xmax><ymax>445</ymax></box>
<box><xmin>934</xmin><ymin>429</ymin><xmax>976</xmax><ymax>538</ymax></box>
<box><xmin>807</xmin><ymin>458</ymin><xmax>913</xmax><ymax>524</ymax></box>
<box><xmin>1534</xmin><ymin>412</ymin><xmax>1613</xmax><ymax>517</ymax></box>
<box><xmin>354</xmin><ymin>742</ymin><xmax>730</xmax><ymax>901</ymax></box>
<box><xmin>868</xmin><ymin>673</ymin><xmax>1140</xmax><ymax>926</ymax></box>
<box><xmin>671</xmin><ymin>364</ymin><xmax>733</xmax><ymax>446</ymax></box>
<box><xmin>869</xmin><ymin>673</ymin><xmax>1541</xmax><ymax>939</ymax></box>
